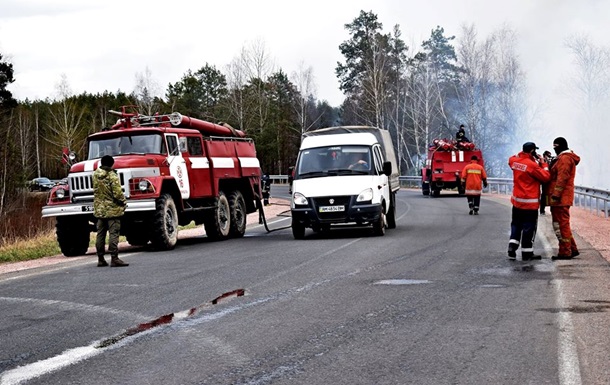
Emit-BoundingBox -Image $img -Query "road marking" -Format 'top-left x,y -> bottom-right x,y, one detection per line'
539,232 -> 582,385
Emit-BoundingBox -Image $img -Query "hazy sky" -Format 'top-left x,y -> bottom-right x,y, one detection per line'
2,0 -> 609,186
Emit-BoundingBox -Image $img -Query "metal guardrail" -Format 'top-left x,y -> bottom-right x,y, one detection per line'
270,174 -> 609,218
399,176 -> 609,218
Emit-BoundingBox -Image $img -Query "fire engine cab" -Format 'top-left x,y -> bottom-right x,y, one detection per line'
42,106 -> 263,256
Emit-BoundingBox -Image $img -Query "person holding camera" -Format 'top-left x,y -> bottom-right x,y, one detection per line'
507,142 -> 550,261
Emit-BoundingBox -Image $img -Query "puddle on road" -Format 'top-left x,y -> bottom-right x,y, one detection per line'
373,279 -> 431,285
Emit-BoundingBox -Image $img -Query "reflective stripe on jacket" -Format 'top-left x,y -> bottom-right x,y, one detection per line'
461,161 -> 487,196
509,151 -> 550,210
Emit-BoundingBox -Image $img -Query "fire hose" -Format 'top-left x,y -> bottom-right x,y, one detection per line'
255,197 -> 292,233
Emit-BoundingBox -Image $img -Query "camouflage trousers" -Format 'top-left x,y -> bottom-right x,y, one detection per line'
96,218 -> 121,258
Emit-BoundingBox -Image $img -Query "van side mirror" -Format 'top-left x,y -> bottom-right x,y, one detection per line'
383,161 -> 392,176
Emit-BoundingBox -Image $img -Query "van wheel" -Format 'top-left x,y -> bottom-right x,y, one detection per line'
292,219 -> 306,239
205,191 -> 231,241
151,194 -> 178,250
373,209 -> 386,236
228,190 -> 246,238
387,193 -> 396,229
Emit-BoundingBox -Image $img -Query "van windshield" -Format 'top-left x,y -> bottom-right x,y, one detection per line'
295,145 -> 372,178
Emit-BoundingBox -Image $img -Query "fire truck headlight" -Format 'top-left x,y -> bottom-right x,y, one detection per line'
138,179 -> 150,192
357,188 -> 373,202
56,188 -> 66,199
293,192 -> 308,206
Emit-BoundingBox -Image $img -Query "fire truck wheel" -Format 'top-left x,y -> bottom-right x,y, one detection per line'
228,190 -> 246,238
291,219 -> 306,239
204,191 -> 231,241
151,194 -> 178,250
126,230 -> 150,246
56,217 -> 90,257
386,193 -> 396,229
372,209 -> 386,236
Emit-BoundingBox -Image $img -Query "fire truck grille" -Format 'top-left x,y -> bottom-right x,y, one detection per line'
69,172 -> 126,201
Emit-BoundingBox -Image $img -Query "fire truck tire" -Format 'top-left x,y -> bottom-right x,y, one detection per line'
372,209 -> 386,236
387,193 -> 397,229
291,219 -> 306,239
56,217 -> 90,257
126,230 -> 150,246
151,194 -> 178,250
204,191 -> 231,241
228,190 -> 246,238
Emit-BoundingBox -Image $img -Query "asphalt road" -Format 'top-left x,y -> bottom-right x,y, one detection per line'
1,187 -> 609,385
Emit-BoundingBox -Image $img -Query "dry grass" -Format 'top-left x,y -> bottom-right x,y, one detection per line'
0,192 -> 58,263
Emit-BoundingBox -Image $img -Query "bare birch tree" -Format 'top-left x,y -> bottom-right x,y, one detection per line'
134,66 -> 162,115
564,34 -> 610,186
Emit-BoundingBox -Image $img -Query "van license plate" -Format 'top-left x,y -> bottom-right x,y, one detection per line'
319,205 -> 344,213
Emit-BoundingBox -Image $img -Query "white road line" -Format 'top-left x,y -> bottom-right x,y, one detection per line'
539,232 -> 582,385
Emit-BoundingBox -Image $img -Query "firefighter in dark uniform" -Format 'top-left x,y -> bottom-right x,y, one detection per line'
93,155 -> 129,267
456,124 -> 470,143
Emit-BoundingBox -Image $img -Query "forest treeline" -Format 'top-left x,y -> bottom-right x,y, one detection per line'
0,10 -> 537,219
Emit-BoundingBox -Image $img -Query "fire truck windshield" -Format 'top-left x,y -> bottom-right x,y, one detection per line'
88,134 -> 165,159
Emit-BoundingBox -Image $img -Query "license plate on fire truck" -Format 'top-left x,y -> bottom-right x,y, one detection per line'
82,205 -> 93,212
319,205 -> 345,213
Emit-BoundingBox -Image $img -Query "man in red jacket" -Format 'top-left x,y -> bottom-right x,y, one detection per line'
548,137 -> 581,260
508,142 -> 550,261
460,155 -> 487,215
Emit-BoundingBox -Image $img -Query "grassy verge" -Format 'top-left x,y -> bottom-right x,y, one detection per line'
0,230 -> 62,264
0,222 -> 199,264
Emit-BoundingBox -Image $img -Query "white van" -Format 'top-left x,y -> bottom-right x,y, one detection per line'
290,126 -> 400,239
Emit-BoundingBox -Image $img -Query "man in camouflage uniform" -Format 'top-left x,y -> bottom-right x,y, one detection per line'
93,155 -> 129,267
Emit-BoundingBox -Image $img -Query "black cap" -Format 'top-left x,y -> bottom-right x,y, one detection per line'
101,155 -> 114,167
522,142 -> 538,152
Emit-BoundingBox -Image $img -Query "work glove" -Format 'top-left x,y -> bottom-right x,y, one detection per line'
483,181 -> 488,188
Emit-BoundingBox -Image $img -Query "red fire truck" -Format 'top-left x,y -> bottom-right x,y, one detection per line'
421,139 -> 483,196
42,106 -> 263,256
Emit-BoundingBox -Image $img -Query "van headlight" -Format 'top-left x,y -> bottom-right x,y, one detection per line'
356,188 -> 373,202
293,192 -> 308,206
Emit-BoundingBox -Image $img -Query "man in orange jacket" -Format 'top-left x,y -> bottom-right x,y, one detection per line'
460,155 -> 487,215
508,142 -> 550,261
548,137 -> 581,260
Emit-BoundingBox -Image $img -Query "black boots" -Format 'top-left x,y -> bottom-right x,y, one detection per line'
98,255 -> 129,267
97,255 -> 109,267
111,256 -> 129,267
